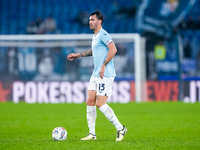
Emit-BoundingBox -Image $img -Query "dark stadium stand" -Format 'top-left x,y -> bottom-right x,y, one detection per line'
0,0 -> 200,102
0,0 -> 199,34
0,0 -> 141,34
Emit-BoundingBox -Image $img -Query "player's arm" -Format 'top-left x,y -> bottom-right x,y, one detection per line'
80,49 -> 92,57
67,49 -> 92,61
99,42 -> 117,79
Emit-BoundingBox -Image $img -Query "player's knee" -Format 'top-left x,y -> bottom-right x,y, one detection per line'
96,103 -> 101,108
96,100 -> 105,108
86,98 -> 95,106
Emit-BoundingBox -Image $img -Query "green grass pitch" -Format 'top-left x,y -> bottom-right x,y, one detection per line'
0,102 -> 200,150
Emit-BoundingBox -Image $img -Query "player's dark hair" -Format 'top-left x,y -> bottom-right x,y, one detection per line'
90,11 -> 104,24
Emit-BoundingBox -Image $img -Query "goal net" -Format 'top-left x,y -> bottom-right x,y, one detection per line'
0,34 -> 146,103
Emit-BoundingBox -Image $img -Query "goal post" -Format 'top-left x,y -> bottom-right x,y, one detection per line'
0,34 -> 146,103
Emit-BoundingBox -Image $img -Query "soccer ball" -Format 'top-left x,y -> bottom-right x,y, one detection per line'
52,127 -> 67,141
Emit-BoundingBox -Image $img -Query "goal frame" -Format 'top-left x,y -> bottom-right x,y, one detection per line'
0,33 -> 146,102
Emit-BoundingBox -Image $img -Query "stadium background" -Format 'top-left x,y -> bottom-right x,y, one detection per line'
0,0 -> 200,103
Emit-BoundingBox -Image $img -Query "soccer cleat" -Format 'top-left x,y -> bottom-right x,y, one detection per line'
80,133 -> 97,141
116,126 -> 127,141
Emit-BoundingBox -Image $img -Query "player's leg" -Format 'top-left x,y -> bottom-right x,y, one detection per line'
86,90 -> 97,135
96,95 -> 124,132
96,77 -> 127,141
81,90 -> 97,140
81,77 -> 97,141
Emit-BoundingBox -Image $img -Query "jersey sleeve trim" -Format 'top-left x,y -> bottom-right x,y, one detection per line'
105,39 -> 113,46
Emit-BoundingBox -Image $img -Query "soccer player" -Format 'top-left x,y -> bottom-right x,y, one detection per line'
67,11 -> 127,141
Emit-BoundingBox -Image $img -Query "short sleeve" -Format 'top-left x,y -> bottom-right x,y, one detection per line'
101,32 -> 113,46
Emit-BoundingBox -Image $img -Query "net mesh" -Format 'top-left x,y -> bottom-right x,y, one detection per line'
0,38 -> 135,82
0,34 -> 144,103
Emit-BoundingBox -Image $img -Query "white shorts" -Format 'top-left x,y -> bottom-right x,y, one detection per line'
88,77 -> 115,96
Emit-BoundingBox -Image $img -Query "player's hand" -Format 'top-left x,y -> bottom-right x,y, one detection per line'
67,53 -> 80,61
100,65 -> 106,79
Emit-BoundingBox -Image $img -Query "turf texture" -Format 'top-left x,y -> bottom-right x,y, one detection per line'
0,102 -> 200,150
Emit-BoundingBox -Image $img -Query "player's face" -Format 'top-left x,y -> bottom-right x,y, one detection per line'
89,15 -> 101,31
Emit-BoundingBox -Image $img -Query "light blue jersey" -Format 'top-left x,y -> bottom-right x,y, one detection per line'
91,28 -> 116,78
